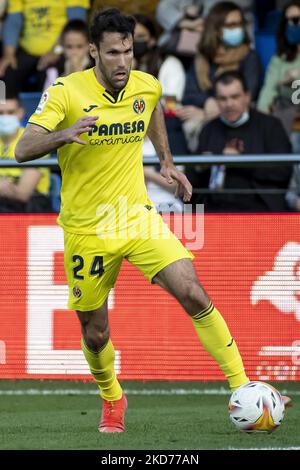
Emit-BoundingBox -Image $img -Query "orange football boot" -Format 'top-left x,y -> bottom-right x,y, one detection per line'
99,392 -> 127,433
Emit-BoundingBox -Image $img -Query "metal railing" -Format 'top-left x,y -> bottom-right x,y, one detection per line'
0,154 -> 300,168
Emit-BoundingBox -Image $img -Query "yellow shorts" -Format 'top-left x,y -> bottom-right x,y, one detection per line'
64,211 -> 194,311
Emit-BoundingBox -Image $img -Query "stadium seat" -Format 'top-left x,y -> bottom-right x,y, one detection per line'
264,10 -> 281,33
19,92 -> 42,123
49,173 -> 61,212
255,32 -> 276,76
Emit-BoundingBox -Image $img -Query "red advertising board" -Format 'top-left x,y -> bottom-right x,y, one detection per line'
0,214 -> 299,381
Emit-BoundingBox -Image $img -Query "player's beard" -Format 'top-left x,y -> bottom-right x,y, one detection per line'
97,56 -> 130,93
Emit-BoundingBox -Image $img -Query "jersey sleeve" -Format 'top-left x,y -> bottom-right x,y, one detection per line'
8,0 -> 23,14
152,75 -> 162,101
28,80 -> 69,132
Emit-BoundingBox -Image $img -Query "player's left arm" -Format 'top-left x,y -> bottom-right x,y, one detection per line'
147,101 -> 192,202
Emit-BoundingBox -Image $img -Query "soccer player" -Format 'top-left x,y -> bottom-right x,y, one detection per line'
15,8 -> 288,433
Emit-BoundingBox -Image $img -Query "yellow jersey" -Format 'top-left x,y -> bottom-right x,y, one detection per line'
8,0 -> 90,56
0,127 -> 50,195
29,68 -> 162,234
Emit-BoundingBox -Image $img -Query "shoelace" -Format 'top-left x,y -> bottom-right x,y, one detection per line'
104,401 -> 115,417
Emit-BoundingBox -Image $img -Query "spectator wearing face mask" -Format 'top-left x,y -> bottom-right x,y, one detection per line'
257,1 -> 300,135
0,96 -> 51,212
175,1 -> 261,152
186,71 -> 292,213
132,14 -> 162,77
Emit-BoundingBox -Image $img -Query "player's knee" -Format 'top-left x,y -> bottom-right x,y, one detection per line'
84,326 -> 110,351
180,280 -> 209,315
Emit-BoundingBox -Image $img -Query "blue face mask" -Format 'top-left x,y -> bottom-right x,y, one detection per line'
222,27 -> 245,47
0,114 -> 20,136
286,24 -> 300,45
220,111 -> 249,127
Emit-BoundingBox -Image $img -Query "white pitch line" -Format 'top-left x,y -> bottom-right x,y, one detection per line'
0,388 -> 299,396
0,388 -> 229,396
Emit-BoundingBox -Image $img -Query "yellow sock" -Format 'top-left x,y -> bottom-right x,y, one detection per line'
191,302 -> 249,391
81,337 -> 123,401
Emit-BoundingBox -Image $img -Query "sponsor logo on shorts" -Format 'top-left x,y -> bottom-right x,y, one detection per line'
73,286 -> 82,298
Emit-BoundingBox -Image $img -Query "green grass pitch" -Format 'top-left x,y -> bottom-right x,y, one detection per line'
0,380 -> 299,450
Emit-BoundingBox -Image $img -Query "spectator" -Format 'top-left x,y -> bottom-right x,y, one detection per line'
60,19 -> 92,76
156,1 -> 254,52
0,1 -> 89,94
257,1 -> 300,135
44,19 -> 93,87
0,96 -> 51,212
177,1 -> 261,151
132,13 -> 187,103
186,71 -> 292,212
157,1 -> 204,69
132,14 -> 162,77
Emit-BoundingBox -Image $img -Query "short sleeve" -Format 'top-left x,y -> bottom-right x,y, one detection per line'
152,75 -> 162,101
28,80 -> 69,132
8,0 -> 23,13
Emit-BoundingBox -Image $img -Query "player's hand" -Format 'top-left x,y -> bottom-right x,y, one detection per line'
63,116 -> 99,145
160,164 -> 193,202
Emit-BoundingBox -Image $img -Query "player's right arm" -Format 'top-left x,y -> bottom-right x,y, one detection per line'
15,78 -> 98,162
15,116 -> 98,162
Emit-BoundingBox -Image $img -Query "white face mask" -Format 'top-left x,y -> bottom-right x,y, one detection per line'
0,114 -> 20,136
220,111 -> 249,128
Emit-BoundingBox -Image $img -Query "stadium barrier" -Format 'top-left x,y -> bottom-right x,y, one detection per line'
0,213 -> 299,382
2,154 -> 300,168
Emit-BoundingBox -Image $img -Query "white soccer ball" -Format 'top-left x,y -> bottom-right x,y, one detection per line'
228,381 -> 285,433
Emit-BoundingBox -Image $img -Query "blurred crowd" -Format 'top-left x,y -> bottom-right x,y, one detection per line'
0,0 -> 300,213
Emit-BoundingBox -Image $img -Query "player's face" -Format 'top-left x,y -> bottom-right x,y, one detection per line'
92,32 -> 133,92
216,80 -> 250,123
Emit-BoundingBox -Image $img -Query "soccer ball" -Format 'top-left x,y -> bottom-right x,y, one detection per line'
228,381 -> 285,433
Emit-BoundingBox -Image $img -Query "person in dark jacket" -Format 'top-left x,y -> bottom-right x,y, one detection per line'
187,71 -> 292,212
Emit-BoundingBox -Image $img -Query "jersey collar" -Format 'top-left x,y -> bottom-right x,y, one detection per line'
89,67 -> 131,104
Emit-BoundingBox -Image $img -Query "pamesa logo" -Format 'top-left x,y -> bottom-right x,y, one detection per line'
88,120 -> 145,137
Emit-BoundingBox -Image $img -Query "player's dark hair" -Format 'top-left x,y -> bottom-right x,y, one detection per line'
90,8 -> 136,47
62,19 -> 89,41
214,70 -> 249,93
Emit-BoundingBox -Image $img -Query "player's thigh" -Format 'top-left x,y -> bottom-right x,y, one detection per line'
64,231 -> 122,312
153,258 -> 197,296
126,212 -> 194,285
